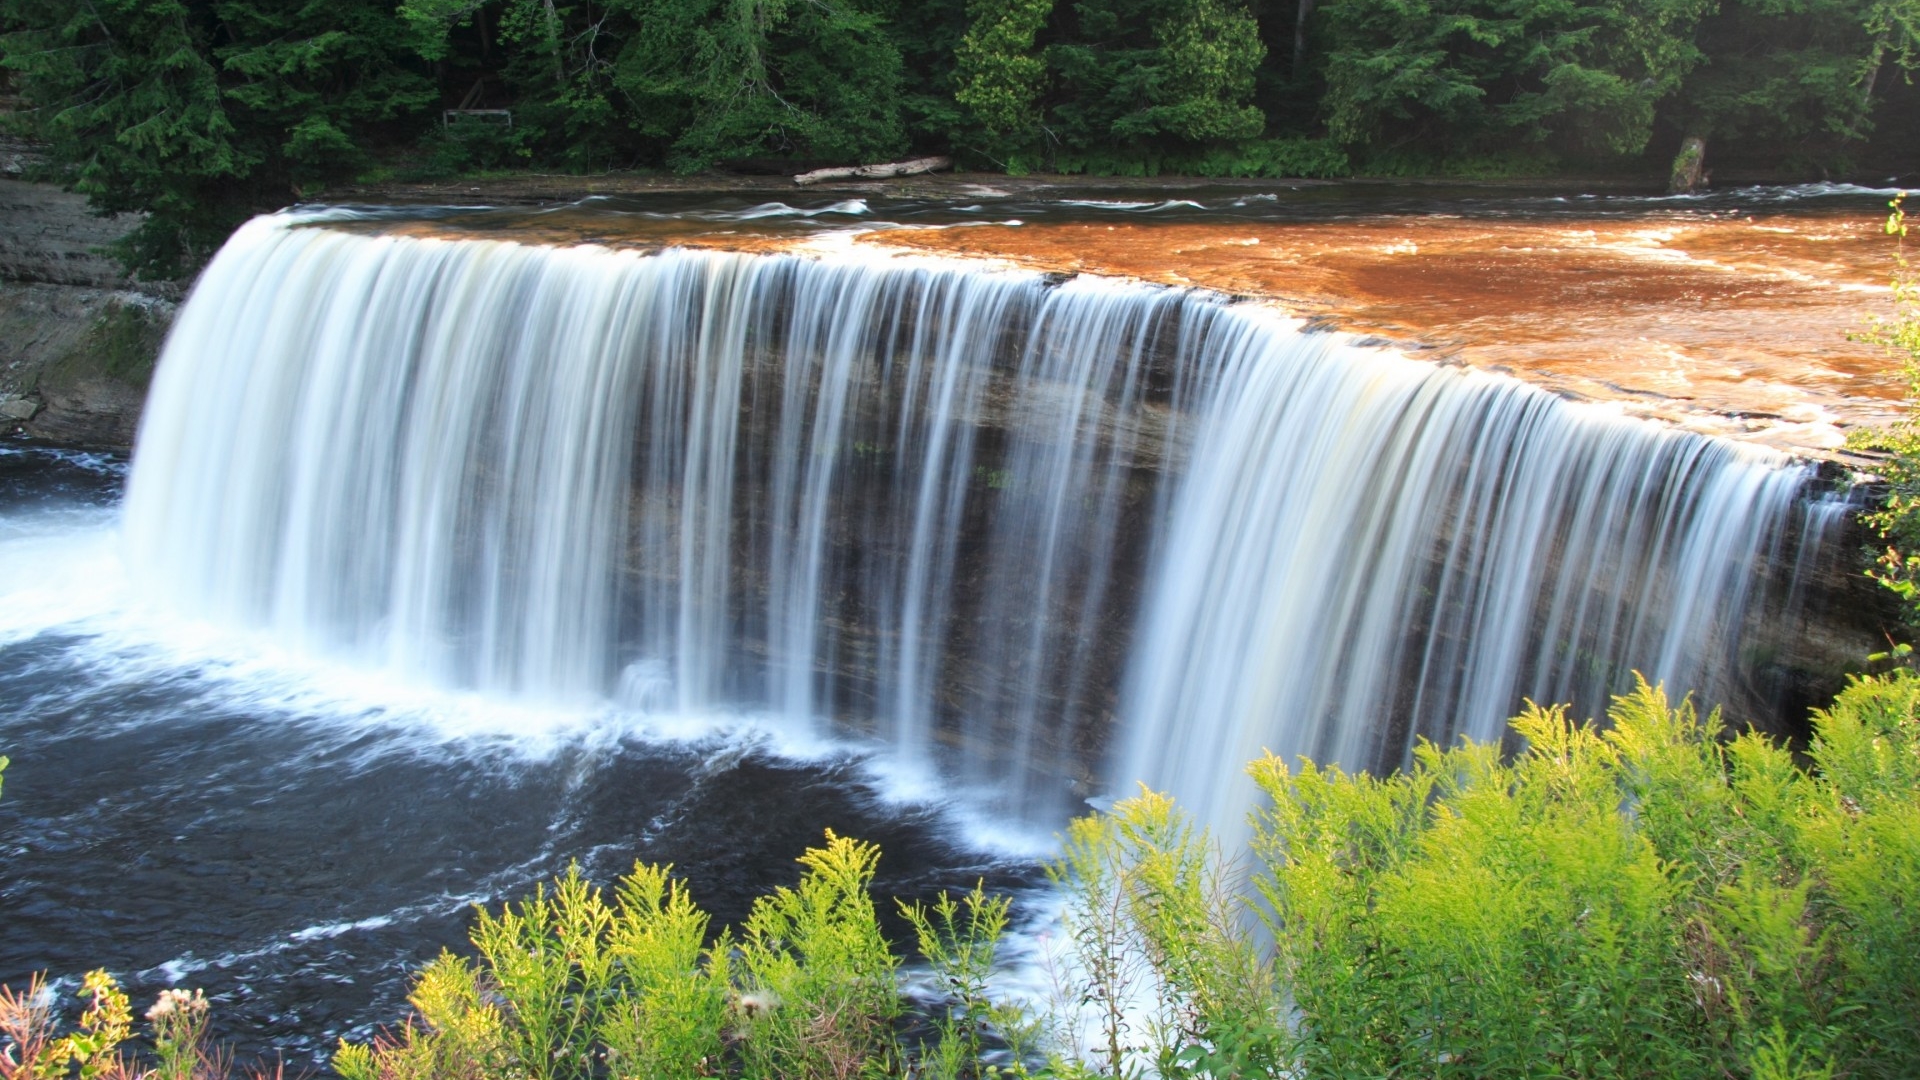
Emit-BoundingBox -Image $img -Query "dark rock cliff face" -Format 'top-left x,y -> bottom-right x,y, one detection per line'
0,176 -> 176,448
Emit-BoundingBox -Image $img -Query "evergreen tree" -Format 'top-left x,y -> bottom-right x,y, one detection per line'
1316,0 -> 1712,160
1048,0 -> 1266,160
2,0 -> 242,275
870,0 -> 973,155
610,0 -> 906,171
218,0 -> 439,188
1668,0 -> 1920,174
1,0 -> 434,276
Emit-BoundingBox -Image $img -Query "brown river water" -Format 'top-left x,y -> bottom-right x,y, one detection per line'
324,178 -> 1910,458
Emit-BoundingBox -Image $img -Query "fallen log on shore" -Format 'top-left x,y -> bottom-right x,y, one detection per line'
793,156 -> 951,186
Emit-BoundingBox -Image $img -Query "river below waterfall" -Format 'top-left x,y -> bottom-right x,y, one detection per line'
0,181 -> 1894,1064
0,443 -> 1047,1061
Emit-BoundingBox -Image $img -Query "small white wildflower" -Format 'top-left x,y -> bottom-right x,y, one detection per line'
735,990 -> 780,1017
147,988 -> 206,1024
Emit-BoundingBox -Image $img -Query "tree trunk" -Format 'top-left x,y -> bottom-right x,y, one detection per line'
1293,0 -> 1316,77
543,0 -> 565,85
794,156 -> 953,186
1862,36 -> 1887,110
1668,135 -> 1707,195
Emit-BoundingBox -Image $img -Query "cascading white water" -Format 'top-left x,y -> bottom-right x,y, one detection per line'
1116,332 -> 1807,847
125,212 -> 1827,838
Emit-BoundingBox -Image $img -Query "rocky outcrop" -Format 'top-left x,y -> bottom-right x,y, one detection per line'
0,169 -> 138,287
0,176 -> 176,448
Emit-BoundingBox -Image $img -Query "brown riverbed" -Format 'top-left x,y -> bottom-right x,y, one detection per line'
867,208 -> 1902,455
320,173 -> 1908,459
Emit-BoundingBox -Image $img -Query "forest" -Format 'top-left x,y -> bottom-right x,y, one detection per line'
2,0 -> 1919,274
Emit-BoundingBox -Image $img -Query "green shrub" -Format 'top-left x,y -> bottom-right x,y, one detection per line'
333,861 -> 731,1080
1247,674 -> 1920,1080
1047,788 -> 1277,1078
320,672 -> 1916,1080
336,832 -> 911,1080
1186,139 -> 1351,179
419,122 -> 537,177
0,970 -> 219,1080
1848,194 -> 1920,638
1796,675 -> 1920,1074
899,881 -> 1012,1079
732,831 -> 900,1080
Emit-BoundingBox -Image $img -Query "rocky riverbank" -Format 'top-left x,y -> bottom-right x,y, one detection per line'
0,170 -> 178,448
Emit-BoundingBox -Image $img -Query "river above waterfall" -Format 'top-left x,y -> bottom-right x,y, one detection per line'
323,178 -> 1906,456
0,181 -> 1889,1066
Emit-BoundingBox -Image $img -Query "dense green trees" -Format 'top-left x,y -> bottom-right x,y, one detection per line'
1316,0 -> 1715,159
1046,0 -> 1267,165
0,0 -> 434,274
1,0 -> 242,275
4,0 -> 1917,271
1669,0 -> 1920,177
603,0 -> 909,171
953,0 -> 1053,159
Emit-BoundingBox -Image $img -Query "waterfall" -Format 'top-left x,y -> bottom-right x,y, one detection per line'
124,212 -> 1825,837
1117,336 -> 1806,846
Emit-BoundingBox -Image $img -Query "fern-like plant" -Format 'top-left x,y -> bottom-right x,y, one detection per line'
900,880 -> 1010,1077
1246,675 -> 1920,1080
1048,788 -> 1275,1078
1848,193 -> 1920,641
733,830 -> 899,1080
337,834 -> 910,1080
334,861 -> 726,1080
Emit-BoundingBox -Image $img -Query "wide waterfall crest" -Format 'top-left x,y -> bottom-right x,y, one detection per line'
125,212 -> 1822,836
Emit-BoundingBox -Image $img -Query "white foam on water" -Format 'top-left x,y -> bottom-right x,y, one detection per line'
0,511 -> 126,644
288,915 -> 396,943
1059,199 -> 1207,212
729,199 -> 871,220
0,509 -> 1058,860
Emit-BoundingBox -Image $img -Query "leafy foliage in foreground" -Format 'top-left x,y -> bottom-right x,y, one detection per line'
323,675 -> 1920,1078
1252,675 -> 1920,1080
331,831 -> 914,1080
0,970 -> 221,1080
